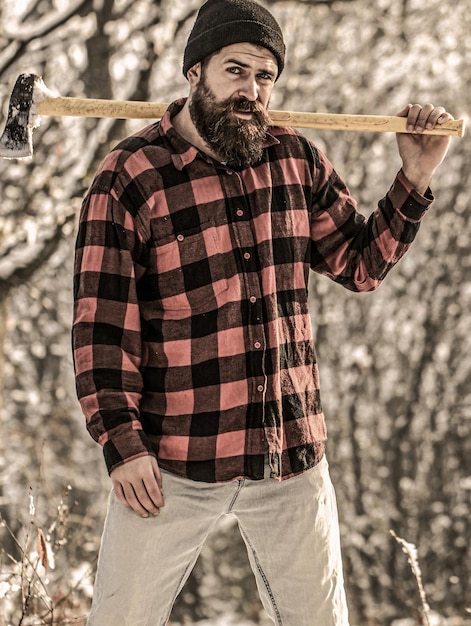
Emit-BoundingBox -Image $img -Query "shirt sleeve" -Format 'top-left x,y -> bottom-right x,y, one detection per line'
309,148 -> 433,291
72,169 -> 155,474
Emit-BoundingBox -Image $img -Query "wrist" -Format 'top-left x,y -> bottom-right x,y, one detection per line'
401,167 -> 433,196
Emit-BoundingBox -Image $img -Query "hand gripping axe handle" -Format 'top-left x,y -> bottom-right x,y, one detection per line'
0,73 -> 465,159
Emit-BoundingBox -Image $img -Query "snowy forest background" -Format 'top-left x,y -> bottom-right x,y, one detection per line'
0,0 -> 470,624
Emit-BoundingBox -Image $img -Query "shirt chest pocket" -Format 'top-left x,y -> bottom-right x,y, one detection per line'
150,218 -> 232,318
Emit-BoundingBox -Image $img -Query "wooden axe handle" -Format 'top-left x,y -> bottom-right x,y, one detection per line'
37,95 -> 465,136
37,96 -> 169,121
269,110 -> 465,136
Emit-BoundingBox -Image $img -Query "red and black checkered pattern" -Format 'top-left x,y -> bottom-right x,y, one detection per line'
72,99 -> 432,482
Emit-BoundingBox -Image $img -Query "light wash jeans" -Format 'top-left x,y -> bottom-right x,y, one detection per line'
87,456 -> 349,625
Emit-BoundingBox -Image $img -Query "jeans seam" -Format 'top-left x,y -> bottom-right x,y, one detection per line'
239,527 -> 283,626
227,479 -> 244,511
163,546 -> 202,626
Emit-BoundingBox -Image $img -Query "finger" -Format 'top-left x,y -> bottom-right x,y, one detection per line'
142,473 -> 165,511
416,103 -> 435,132
121,482 -> 157,518
138,457 -> 165,510
397,104 -> 413,118
402,103 -> 422,131
437,110 -> 453,124
113,482 -> 130,509
132,462 -> 164,515
153,459 -> 164,493
425,107 -> 453,129
408,103 -> 434,133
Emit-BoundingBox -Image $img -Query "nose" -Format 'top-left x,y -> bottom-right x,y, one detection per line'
238,76 -> 259,102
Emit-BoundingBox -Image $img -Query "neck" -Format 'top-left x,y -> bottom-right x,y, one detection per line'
172,99 -> 221,162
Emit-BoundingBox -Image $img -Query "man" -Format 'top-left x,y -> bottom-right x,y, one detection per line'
72,0 -> 453,624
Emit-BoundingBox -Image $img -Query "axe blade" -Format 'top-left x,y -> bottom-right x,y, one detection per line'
0,73 -> 36,159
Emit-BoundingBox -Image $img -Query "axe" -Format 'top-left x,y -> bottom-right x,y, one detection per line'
0,73 -> 465,159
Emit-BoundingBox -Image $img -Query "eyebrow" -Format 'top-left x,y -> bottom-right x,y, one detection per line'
225,58 -> 250,67
224,58 -> 276,76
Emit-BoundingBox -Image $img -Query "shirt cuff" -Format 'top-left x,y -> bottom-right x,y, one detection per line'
392,169 -> 434,221
103,428 -> 156,474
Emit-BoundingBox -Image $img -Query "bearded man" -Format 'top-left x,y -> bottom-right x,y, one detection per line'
72,0 -> 453,624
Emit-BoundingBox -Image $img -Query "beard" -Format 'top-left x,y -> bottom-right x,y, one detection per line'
189,78 -> 271,167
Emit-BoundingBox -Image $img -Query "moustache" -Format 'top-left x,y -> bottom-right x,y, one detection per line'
219,97 -> 271,125
230,98 -> 264,113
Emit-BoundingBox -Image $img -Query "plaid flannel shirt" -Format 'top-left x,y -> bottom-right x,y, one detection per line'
73,99 -> 432,482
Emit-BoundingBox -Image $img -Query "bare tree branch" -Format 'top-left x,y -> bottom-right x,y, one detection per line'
0,0 -> 93,75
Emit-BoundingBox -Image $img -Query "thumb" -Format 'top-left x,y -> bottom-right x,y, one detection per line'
151,456 -> 163,491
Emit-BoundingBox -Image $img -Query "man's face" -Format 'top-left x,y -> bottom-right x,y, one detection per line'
188,43 -> 277,166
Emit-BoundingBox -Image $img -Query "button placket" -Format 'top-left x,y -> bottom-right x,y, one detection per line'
224,172 -> 268,408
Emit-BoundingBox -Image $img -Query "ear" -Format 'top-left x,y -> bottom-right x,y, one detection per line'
187,62 -> 202,87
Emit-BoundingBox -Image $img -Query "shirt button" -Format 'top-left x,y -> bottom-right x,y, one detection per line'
254,341 -> 261,349
243,252 -> 251,260
249,296 -> 257,304
257,385 -> 264,392
236,209 -> 244,217
177,234 -> 184,242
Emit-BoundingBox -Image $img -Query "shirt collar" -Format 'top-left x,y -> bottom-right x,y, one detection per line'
159,98 -> 280,171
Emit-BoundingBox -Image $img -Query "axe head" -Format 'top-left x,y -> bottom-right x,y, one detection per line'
0,73 -> 37,159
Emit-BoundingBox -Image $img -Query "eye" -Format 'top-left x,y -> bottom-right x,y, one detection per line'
227,66 -> 242,75
258,71 -> 275,82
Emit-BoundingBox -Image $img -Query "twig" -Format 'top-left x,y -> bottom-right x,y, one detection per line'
390,529 -> 431,626
1,498 -> 53,623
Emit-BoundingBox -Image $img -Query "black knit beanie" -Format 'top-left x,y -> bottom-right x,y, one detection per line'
183,0 -> 286,80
